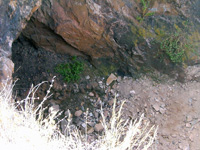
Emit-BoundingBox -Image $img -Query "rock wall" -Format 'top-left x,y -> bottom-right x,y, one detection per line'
21,0 -> 200,76
0,0 -> 41,86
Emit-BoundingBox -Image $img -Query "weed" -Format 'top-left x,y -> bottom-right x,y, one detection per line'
136,0 -> 155,22
55,56 -> 84,82
159,33 -> 193,64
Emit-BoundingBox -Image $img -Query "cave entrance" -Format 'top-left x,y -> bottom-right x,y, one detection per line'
11,34 -> 97,114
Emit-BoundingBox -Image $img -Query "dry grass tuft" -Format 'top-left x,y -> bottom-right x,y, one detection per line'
0,78 -> 158,150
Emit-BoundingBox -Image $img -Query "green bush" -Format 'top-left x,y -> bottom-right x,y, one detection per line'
160,33 -> 193,64
55,56 -> 84,82
161,34 -> 184,63
136,0 -> 154,22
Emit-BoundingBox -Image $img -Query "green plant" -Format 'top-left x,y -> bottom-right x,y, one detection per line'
160,33 -> 193,64
55,56 -> 84,82
136,0 -> 155,22
141,0 -> 149,15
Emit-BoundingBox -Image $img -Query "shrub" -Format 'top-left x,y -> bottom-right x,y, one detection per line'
136,0 -> 155,22
158,32 -> 194,64
55,56 -> 84,82
160,33 -> 184,63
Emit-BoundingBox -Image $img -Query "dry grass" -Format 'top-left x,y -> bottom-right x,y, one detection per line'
0,78 -> 158,150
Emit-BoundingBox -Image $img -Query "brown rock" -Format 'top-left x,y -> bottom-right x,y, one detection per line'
106,73 -> 117,85
20,0 -> 200,77
87,127 -> 94,134
108,99 -> 114,106
94,123 -> 104,132
75,110 -> 83,117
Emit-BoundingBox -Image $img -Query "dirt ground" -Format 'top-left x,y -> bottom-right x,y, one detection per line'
12,36 -> 200,150
114,72 -> 200,150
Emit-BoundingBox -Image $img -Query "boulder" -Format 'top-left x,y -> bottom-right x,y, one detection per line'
0,0 -> 42,56
0,0 -> 42,87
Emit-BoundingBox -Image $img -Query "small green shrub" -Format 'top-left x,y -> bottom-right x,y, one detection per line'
159,33 -> 194,64
55,56 -> 84,82
160,33 -> 184,63
136,0 -> 154,22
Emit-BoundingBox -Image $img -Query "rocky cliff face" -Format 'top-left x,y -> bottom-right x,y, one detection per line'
22,0 -> 200,76
0,0 -> 41,86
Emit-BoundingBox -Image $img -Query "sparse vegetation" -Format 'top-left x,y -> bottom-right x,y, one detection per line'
136,0 -> 155,22
55,56 -> 84,82
159,32 -> 194,64
0,80 -> 158,150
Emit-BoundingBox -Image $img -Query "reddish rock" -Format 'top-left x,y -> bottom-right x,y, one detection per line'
106,73 -> 117,85
21,0 -> 200,75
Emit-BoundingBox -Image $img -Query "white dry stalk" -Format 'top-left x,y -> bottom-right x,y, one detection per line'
100,96 -> 158,150
0,79 -> 157,150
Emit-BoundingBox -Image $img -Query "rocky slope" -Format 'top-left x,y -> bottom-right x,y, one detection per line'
22,0 -> 200,76
12,37 -> 200,149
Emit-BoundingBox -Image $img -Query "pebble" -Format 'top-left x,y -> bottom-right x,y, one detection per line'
152,103 -> 160,112
108,99 -> 114,106
81,123 -> 87,128
75,110 -> 83,117
130,90 -> 135,97
94,123 -> 104,132
80,87 -> 86,94
117,76 -> 122,82
73,83 -> 79,93
186,115 -> 193,122
106,73 -> 117,85
103,110 -> 109,118
91,82 -> 98,88
94,112 -> 99,119
89,92 -> 94,97
86,75 -> 90,80
178,141 -> 189,150
171,134 -> 177,138
89,112 -> 93,117
130,90 -> 135,94
87,127 -> 94,134
49,104 -> 60,114
110,89 -> 115,94
185,123 -> 191,128
189,130 -> 197,141
159,107 -> 165,114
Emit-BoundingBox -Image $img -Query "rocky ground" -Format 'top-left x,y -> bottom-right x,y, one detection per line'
12,36 -> 200,150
